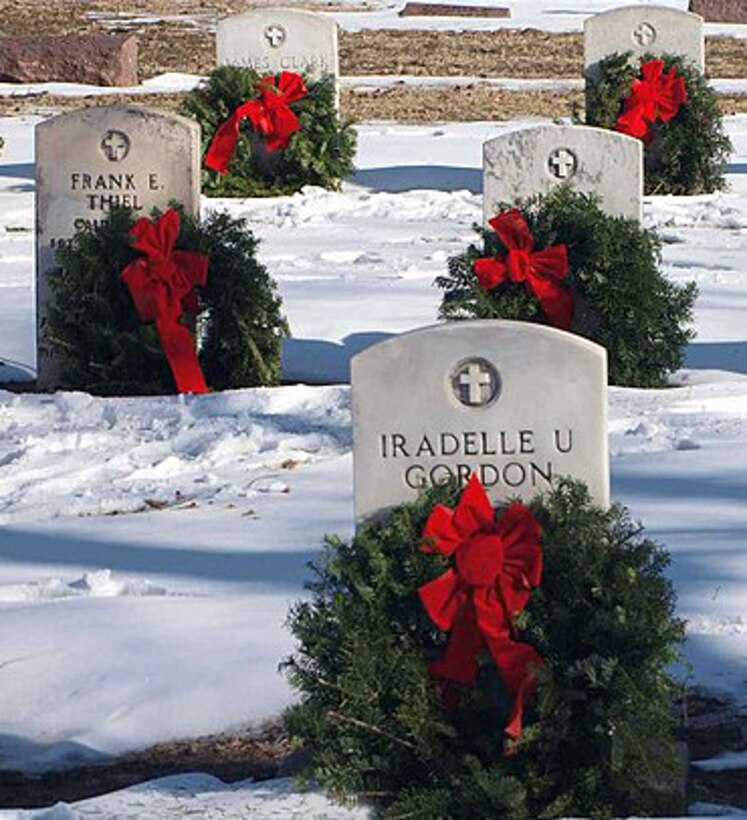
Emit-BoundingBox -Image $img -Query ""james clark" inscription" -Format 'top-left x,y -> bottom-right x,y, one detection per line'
217,9 -> 338,84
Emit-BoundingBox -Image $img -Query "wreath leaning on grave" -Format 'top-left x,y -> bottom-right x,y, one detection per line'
45,205 -> 289,396
181,65 -> 357,197
436,186 -> 698,388
585,52 -> 732,195
284,476 -> 686,818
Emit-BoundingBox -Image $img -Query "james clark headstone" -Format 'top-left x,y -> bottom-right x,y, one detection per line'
483,125 -> 643,222
216,8 -> 339,82
584,5 -> 705,81
352,321 -> 610,524
35,105 -> 200,390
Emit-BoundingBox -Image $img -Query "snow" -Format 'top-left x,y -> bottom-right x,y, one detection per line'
1,73 -> 744,101
327,0 -> 747,35
0,774 -> 369,819
693,749 -> 747,772
82,0 -> 747,36
1,97 -> 747,818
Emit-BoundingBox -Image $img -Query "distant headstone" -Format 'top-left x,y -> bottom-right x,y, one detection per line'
35,105 -> 200,390
690,0 -> 747,23
216,8 -> 338,82
0,33 -> 138,87
483,124 -> 643,222
584,5 -> 705,82
352,321 -> 610,524
399,3 -> 510,18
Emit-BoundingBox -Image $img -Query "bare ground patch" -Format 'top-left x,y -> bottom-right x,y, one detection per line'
2,86 -> 746,121
341,31 -> 746,80
343,85 -> 586,122
0,721 -> 292,810
0,696 -> 744,811
0,4 -> 745,80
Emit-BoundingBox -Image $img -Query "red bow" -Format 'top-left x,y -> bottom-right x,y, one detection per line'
474,209 -> 572,329
122,209 -> 209,394
204,72 -> 308,174
615,59 -> 687,143
418,475 -> 543,751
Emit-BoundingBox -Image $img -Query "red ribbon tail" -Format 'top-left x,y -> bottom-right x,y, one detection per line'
429,602 -> 484,686
528,277 -> 573,330
205,112 -> 242,175
155,317 -> 208,394
486,637 -> 542,754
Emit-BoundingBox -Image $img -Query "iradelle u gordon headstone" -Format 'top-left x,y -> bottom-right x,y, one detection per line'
352,321 -> 609,524
483,124 -> 643,222
584,5 -> 705,82
35,105 -> 200,390
216,8 -> 339,82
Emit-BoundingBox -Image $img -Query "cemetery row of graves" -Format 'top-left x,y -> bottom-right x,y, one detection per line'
0,2 -> 746,817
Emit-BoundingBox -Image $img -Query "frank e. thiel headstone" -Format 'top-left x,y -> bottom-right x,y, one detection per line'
483,124 -> 643,222
352,321 -> 609,524
35,105 -> 200,390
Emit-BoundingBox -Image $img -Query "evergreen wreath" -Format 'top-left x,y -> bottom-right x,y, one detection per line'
45,205 -> 289,396
436,186 -> 697,388
284,478 -> 685,819
585,52 -> 732,195
181,65 -> 357,197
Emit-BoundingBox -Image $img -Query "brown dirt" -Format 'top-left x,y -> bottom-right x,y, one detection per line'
0,696 -> 745,811
678,694 -> 747,810
0,721 -> 293,809
0,4 -> 745,80
343,85 -> 587,122
341,31 -> 746,80
4,85 -> 746,122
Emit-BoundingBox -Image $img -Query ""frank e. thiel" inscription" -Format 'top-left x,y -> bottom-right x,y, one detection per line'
35,106 -> 201,389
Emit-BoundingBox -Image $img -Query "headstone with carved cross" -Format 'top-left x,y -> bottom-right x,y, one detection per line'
351,320 -> 610,524
584,5 -> 704,86
216,8 -> 338,84
35,105 -> 200,390
482,124 -> 643,222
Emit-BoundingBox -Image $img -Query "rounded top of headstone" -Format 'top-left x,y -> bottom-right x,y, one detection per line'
584,5 -> 704,71
36,105 -> 200,136
352,320 -> 608,368
483,123 -> 642,154
217,7 -> 338,32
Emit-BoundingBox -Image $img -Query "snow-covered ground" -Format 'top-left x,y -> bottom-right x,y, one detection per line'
84,0 -> 747,36
1,109 -> 746,816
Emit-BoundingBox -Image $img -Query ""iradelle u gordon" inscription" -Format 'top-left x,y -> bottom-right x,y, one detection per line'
35,106 -> 200,389
351,321 -> 609,524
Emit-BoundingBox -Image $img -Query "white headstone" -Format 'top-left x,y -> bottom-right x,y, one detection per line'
35,105 -> 201,390
217,8 -> 338,82
584,5 -> 705,80
483,125 -> 643,222
352,320 -> 610,524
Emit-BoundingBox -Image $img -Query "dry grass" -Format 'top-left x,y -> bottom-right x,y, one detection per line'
343,85 -> 586,122
0,3 -> 745,80
3,86 -> 746,121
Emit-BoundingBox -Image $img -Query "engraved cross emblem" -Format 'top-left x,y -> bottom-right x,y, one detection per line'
632,22 -> 657,47
100,130 -> 130,162
548,148 -> 577,180
264,24 -> 286,48
451,358 -> 501,407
